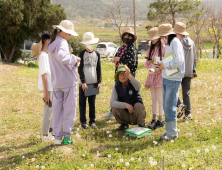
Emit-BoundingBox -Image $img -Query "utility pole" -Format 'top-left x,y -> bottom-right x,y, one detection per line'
133,0 -> 137,48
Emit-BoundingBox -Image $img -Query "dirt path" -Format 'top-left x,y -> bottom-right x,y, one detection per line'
0,63 -> 25,74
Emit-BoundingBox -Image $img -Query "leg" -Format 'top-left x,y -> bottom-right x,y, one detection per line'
52,89 -> 64,140
79,85 -> 87,123
177,97 -> 181,107
156,87 -> 164,122
181,77 -> 191,115
88,95 -> 96,124
150,87 -> 158,120
112,107 -> 130,125
62,85 -> 77,137
133,103 -> 146,126
42,91 -> 53,136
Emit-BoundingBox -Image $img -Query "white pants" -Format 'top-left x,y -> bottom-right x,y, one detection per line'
150,87 -> 164,119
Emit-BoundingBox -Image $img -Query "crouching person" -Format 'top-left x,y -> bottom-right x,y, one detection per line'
110,65 -> 146,131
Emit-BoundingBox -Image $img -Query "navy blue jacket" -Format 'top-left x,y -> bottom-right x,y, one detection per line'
115,81 -> 143,107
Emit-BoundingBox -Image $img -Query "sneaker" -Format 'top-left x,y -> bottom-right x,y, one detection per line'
160,133 -> 178,141
54,139 -> 62,145
181,113 -> 193,122
81,123 -> 90,129
103,111 -> 114,119
63,137 -> 73,145
138,123 -> 145,127
42,135 -> 54,143
177,104 -> 186,118
148,119 -> 157,130
153,120 -> 164,130
90,122 -> 98,129
116,124 -> 129,131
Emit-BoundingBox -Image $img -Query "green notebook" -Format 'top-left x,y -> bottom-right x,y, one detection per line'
126,127 -> 152,138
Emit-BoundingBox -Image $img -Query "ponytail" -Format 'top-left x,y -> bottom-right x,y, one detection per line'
50,28 -> 61,44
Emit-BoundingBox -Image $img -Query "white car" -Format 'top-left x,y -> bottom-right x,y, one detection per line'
96,42 -> 118,58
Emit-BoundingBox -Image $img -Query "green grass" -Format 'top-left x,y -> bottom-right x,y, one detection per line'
1,59 -> 222,169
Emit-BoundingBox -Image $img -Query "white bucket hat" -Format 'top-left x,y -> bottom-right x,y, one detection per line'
53,20 -> 78,36
80,32 -> 99,45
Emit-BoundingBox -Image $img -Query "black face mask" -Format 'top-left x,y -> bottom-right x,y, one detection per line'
124,38 -> 133,45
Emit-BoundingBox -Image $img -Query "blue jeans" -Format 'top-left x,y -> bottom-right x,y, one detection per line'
162,78 -> 181,123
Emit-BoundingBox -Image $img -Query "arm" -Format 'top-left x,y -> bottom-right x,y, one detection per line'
130,77 -> 141,91
110,87 -> 127,109
78,50 -> 86,84
164,39 -> 184,70
95,51 -> 102,84
57,40 -> 79,65
42,74 -> 50,104
193,42 -> 197,68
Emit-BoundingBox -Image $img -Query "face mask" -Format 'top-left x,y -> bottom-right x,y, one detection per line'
86,44 -> 94,50
124,38 -> 133,45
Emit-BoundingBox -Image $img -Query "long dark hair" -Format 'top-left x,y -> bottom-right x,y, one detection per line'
167,34 -> 177,46
50,28 -> 61,44
149,38 -> 162,61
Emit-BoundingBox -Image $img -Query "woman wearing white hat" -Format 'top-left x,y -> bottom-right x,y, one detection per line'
46,20 -> 81,145
78,32 -> 102,129
155,24 -> 185,140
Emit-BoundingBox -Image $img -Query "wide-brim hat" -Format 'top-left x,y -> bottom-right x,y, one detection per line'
147,27 -> 160,41
173,22 -> 189,36
53,20 -> 78,36
156,24 -> 176,37
80,32 -> 99,45
31,41 -> 42,60
121,27 -> 137,42
114,65 -> 133,82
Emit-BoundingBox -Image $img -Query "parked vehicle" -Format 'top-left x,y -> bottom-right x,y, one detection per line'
96,42 -> 118,58
138,41 -> 150,54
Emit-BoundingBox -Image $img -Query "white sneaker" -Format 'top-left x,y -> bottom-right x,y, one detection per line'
181,114 -> 193,122
103,111 -> 114,119
54,139 -> 62,145
177,104 -> 186,118
42,135 -> 54,143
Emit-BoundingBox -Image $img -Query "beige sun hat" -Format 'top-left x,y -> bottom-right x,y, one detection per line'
80,32 -> 99,45
31,41 -> 42,60
147,27 -> 160,41
121,27 -> 137,42
173,22 -> 189,36
53,20 -> 78,36
156,24 -> 176,37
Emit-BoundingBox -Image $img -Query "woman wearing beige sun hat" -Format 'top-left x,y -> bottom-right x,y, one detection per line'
144,27 -> 165,130
155,23 -> 185,141
173,22 -> 197,122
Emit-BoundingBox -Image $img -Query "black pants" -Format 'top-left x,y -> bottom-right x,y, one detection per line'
177,77 -> 191,115
79,86 -> 96,124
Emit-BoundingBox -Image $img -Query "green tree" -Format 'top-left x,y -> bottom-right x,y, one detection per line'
0,0 -> 66,63
147,0 -> 201,26
68,35 -> 85,56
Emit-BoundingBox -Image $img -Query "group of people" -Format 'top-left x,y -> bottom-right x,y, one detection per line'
31,19 -> 197,145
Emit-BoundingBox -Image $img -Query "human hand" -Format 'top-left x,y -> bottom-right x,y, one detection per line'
75,58 -> 81,66
147,60 -> 154,65
112,57 -> 120,64
154,67 -> 161,73
126,103 -> 134,113
125,67 -> 132,80
82,83 -> 88,92
156,62 -> 164,70
97,83 -> 101,89
44,93 -> 51,105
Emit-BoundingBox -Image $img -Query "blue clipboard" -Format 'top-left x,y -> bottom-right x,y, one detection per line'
84,83 -> 99,97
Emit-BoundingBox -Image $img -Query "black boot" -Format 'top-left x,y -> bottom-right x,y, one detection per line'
116,123 -> 129,131
153,120 -> 164,130
148,119 -> 156,130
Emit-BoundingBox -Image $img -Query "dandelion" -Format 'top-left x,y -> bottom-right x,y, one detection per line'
41,166 -> 45,169
138,157 -> 142,162
153,141 -> 158,145
22,156 -> 25,159
185,121 -> 188,124
205,148 -> 209,153
197,150 -> 201,154
126,137 -> 128,140
212,146 -> 216,150
107,154 -> 111,158
181,150 -> 185,154
32,158 -> 35,162
82,154 -> 86,157
182,164 -> 186,168
36,165 -> 39,169
76,128 -> 80,131
215,137 -> 218,139
109,134 -> 112,138
51,150 -> 53,153
161,150 -> 164,153
130,157 -> 134,161
90,164 -> 94,168
84,164 -> 87,168
115,148 -> 118,151
200,162 -> 203,165
189,133 -> 192,136
125,162 -> 129,166
164,136 -> 168,140
153,161 -> 157,165
120,158 -> 124,162
149,157 -> 153,161
207,130 -> 210,133
92,132 -> 95,135
97,153 -> 100,157
106,131 -> 110,134
36,135 -> 40,139
171,140 -> 174,143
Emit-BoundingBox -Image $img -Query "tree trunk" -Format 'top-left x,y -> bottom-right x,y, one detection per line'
213,42 -> 215,58
172,12 -> 175,27
217,42 -> 220,58
1,45 -> 19,63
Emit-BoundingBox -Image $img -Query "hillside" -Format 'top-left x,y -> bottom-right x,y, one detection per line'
52,0 -> 155,20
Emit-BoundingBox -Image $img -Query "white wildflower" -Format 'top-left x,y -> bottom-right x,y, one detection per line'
120,158 -> 124,162
212,146 -> 216,150
153,141 -> 158,145
90,164 -> 94,167
22,156 -> 25,159
41,166 -> 45,169
153,161 -> 157,165
115,148 -> 118,151
182,164 -> 186,168
171,140 -> 174,143
181,150 -> 185,154
82,154 -> 86,157
36,165 -> 39,169
36,135 -> 40,139
197,150 -> 201,154
205,148 -> 209,153
109,134 -> 112,138
130,157 -> 134,161
107,154 -> 111,158
149,157 -> 153,161
32,158 -> 35,162
125,162 -> 129,166
161,150 -> 164,153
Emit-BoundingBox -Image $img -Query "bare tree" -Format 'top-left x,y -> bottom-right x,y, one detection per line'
104,0 -> 133,38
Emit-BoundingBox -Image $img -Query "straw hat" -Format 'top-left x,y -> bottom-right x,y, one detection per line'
53,20 -> 78,36
80,32 -> 99,45
156,24 -> 175,37
147,27 -> 160,41
121,27 -> 137,42
173,22 -> 189,36
31,41 -> 42,59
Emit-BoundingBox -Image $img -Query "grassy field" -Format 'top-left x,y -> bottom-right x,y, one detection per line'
0,59 -> 222,170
